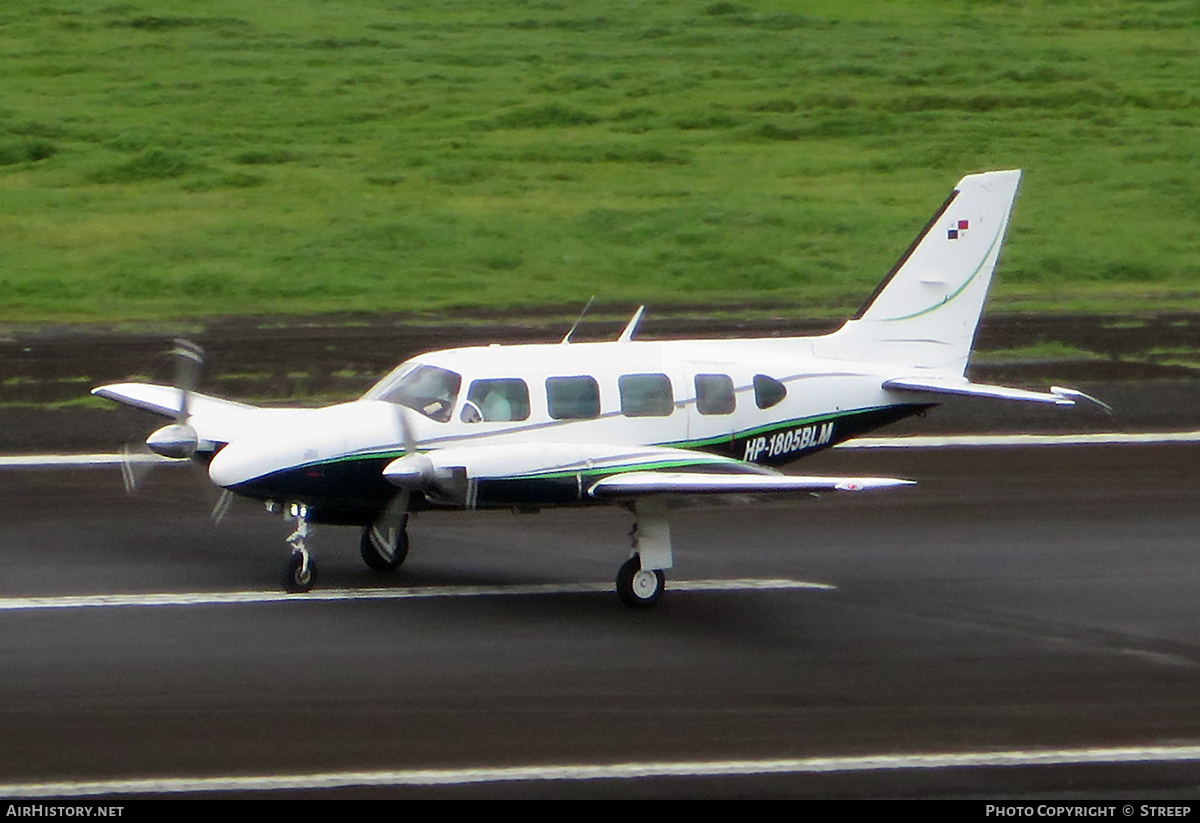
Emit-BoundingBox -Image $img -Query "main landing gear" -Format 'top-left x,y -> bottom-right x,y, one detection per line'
616,498 -> 672,609
360,517 -> 410,571
617,555 -> 665,607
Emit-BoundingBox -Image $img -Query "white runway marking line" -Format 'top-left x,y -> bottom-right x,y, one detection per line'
1,431 -> 1199,469
4,744 -> 1200,797
0,579 -> 835,612
0,453 -> 176,468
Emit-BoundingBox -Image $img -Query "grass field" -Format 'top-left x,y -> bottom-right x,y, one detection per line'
1,0 -> 1198,322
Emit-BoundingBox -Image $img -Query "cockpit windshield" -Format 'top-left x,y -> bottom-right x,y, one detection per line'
362,363 -> 462,423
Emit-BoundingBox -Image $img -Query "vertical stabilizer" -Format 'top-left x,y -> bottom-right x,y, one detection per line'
818,169 -> 1022,373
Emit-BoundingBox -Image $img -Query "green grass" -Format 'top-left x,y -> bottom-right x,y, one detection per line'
2,0 -> 1199,322
972,341 -> 1108,363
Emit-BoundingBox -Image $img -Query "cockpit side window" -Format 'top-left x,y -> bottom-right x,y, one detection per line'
753,374 -> 787,410
368,364 -> 462,422
546,375 -> 600,420
465,378 -> 530,423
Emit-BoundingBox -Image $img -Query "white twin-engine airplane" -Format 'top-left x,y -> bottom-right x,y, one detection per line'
94,169 -> 1099,607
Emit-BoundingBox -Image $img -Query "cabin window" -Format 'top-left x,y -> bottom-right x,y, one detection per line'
370,364 -> 461,423
694,374 -> 735,415
619,373 -> 674,418
753,374 -> 787,410
464,378 -> 530,423
546,376 -> 601,420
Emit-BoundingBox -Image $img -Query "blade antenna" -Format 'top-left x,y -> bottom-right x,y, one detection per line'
560,296 -> 596,344
617,306 -> 645,343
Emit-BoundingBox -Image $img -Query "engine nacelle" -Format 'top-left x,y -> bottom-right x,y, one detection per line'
146,423 -> 198,459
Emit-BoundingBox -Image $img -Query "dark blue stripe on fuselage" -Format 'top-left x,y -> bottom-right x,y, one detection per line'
225,403 -> 933,524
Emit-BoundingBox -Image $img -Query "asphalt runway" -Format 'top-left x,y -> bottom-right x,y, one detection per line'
1,443 -> 1199,799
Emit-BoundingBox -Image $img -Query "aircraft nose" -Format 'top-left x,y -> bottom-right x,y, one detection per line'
208,437 -> 259,489
206,401 -> 390,492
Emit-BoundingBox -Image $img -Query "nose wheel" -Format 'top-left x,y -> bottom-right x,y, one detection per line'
284,547 -> 315,593
282,503 -> 316,593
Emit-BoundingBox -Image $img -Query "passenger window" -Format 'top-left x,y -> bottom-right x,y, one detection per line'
753,374 -> 787,410
619,373 -> 674,417
546,376 -> 600,420
694,374 -> 735,415
465,378 -> 530,423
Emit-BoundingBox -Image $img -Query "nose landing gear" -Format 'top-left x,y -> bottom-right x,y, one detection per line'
282,503 -> 316,593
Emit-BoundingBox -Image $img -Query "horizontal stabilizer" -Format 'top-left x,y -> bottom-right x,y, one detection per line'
589,471 -> 913,499
883,376 -> 1078,406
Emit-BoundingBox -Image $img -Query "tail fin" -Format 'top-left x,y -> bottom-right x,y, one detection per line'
818,169 -> 1022,373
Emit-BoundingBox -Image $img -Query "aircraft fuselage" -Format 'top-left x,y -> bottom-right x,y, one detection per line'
207,336 -> 931,523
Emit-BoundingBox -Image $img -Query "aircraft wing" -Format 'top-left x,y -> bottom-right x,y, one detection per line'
588,471 -> 913,499
92,382 -> 306,447
383,440 -> 913,504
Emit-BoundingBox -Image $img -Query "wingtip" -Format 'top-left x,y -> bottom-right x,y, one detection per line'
834,478 -> 917,492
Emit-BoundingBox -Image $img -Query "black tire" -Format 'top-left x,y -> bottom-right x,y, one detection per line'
360,523 -> 409,571
283,551 -> 316,593
616,555 -> 665,608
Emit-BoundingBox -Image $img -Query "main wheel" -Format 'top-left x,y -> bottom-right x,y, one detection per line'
616,555 -> 665,608
360,523 -> 409,571
283,549 -> 316,593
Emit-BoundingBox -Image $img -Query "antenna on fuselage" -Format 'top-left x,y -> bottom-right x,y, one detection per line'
560,295 -> 596,344
617,306 -> 645,343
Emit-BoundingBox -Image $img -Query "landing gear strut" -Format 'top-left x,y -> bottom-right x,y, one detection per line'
282,503 -> 316,593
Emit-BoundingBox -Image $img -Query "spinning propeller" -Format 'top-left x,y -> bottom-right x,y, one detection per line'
144,339 -> 204,460
120,339 -> 233,523
358,401 -> 424,569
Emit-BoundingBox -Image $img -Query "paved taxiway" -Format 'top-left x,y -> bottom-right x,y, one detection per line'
1,443 -> 1199,798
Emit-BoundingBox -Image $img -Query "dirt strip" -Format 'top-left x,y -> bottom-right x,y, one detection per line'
1,311 -> 1197,452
